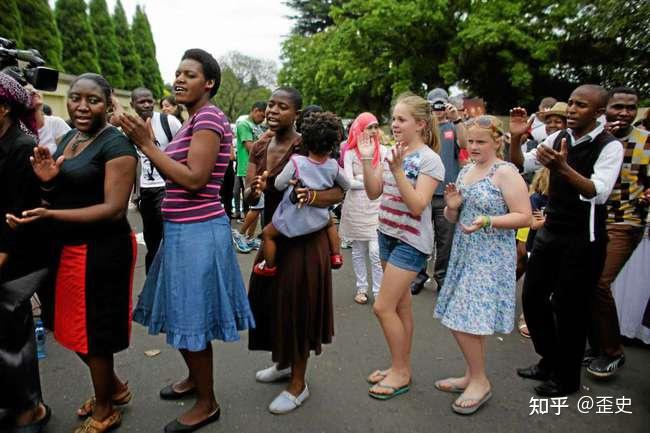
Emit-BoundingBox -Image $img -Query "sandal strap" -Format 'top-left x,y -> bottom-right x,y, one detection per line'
75,410 -> 121,433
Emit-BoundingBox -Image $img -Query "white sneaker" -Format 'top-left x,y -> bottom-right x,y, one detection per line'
268,384 -> 309,414
255,364 -> 292,383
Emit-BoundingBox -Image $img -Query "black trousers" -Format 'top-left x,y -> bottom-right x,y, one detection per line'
0,300 -> 42,420
138,187 -> 165,273
522,227 -> 607,390
221,161 -> 235,219
414,196 -> 455,287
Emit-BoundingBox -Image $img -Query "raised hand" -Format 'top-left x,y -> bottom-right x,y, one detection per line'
537,137 -> 568,170
445,103 -> 460,122
444,183 -> 463,210
30,146 -> 64,182
357,131 -> 375,159
388,142 -> 406,175
509,107 -> 532,137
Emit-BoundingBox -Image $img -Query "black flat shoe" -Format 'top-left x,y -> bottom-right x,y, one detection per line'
164,407 -> 221,433
534,380 -> 578,397
13,404 -> 51,433
159,384 -> 197,400
516,364 -> 552,381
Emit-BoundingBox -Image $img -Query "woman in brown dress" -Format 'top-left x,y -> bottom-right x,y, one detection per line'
245,87 -> 344,414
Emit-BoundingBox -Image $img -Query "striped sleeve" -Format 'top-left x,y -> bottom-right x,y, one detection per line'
193,106 -> 227,139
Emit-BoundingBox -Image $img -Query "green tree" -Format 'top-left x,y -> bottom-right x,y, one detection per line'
17,0 -> 63,70
131,6 -> 164,97
89,0 -> 125,89
285,0 -> 347,35
0,0 -> 23,47
554,0 -> 650,96
213,52 -> 276,120
113,0 -> 142,90
280,0 -> 457,117
55,0 -> 101,75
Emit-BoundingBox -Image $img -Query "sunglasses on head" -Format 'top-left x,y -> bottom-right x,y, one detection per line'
466,116 -> 503,135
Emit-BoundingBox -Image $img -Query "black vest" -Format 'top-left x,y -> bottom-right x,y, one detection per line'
544,129 -> 616,239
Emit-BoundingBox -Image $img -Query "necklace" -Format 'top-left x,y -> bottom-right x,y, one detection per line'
70,126 -> 108,153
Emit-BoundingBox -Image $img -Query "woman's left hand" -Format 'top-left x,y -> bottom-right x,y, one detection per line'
117,112 -> 155,150
460,216 -> 484,234
5,207 -> 50,227
388,142 -> 407,175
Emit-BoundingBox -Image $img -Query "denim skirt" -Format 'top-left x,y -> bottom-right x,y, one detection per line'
133,216 -> 255,351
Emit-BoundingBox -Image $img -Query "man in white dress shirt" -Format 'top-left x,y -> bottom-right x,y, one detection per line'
509,85 -> 624,397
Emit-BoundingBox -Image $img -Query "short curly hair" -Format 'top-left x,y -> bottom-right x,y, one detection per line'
301,111 -> 342,156
181,49 -> 221,98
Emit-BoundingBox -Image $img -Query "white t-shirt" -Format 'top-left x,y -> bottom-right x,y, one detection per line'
38,115 -> 71,154
138,112 -> 182,188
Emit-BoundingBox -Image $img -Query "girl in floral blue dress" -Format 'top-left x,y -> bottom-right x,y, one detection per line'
434,116 -> 531,415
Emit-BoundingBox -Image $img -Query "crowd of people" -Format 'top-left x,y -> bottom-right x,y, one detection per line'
0,44 -> 648,433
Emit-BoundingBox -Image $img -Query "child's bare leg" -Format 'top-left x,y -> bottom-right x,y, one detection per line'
261,223 -> 281,268
240,209 -> 260,237
326,219 -> 341,255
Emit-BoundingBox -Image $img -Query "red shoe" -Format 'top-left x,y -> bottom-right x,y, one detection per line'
330,254 -> 343,269
253,261 -> 277,277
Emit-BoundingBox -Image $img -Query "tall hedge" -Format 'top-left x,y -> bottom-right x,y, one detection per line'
131,6 -> 164,97
55,0 -> 101,75
17,0 -> 63,70
113,0 -> 142,90
0,0 -> 23,47
89,0 -> 124,88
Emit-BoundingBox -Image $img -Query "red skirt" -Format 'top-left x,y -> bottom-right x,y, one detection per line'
53,233 -> 136,355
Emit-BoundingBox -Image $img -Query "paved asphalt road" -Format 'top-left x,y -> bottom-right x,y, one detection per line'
39,210 -> 649,432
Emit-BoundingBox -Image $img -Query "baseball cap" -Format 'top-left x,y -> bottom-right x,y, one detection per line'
427,88 -> 449,105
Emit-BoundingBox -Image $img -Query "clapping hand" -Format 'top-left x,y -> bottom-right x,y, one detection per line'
388,142 -> 407,175
531,210 -> 546,230
30,146 -> 64,183
537,138 -> 568,171
444,183 -> 463,210
117,112 -> 155,150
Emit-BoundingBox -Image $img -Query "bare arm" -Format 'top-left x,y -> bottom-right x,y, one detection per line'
455,121 -> 467,149
393,169 -> 438,216
119,113 -> 220,193
491,165 -> 532,229
8,156 -> 136,226
361,159 -> 384,199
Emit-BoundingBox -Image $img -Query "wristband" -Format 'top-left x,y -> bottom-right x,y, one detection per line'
480,215 -> 491,229
309,190 -> 318,205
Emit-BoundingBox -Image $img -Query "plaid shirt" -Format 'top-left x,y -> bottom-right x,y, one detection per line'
606,127 -> 650,226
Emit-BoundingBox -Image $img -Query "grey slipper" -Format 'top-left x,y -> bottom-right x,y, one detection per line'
434,379 -> 466,393
451,391 -> 492,415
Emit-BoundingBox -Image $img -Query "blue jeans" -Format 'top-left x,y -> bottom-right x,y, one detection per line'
378,231 -> 428,273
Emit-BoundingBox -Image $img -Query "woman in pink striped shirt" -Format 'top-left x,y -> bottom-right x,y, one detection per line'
119,49 -> 254,432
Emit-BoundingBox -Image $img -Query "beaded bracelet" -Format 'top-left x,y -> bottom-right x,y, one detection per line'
480,215 -> 492,229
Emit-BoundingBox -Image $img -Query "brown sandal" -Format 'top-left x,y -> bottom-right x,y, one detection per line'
74,409 -> 122,433
77,383 -> 132,418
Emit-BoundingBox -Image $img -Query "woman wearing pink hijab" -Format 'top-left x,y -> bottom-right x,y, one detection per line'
339,113 -> 384,304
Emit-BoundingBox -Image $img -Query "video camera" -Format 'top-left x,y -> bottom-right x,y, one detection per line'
0,37 -> 59,91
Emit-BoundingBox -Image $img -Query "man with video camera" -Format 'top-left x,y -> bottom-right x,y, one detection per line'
0,37 -> 58,432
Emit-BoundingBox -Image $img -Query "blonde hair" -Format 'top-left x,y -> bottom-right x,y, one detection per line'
394,93 -> 439,153
530,168 -> 550,195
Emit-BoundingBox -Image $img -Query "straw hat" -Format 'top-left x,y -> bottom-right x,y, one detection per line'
537,102 -> 568,121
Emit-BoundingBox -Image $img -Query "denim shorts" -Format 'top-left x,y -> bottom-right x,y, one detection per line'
377,231 -> 428,272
